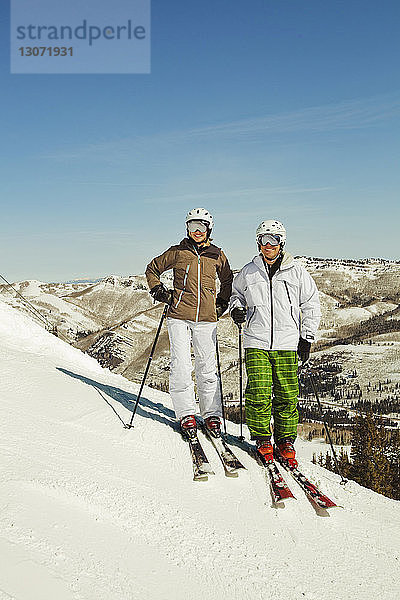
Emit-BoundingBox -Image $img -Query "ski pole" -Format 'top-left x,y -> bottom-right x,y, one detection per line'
125,303 -> 168,429
307,369 -> 347,485
215,336 -> 227,434
238,324 -> 245,441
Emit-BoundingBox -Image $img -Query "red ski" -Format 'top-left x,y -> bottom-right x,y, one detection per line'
275,453 -> 337,510
256,450 -> 295,504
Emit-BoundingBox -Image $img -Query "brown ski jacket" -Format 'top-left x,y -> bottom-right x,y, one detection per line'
145,238 -> 233,322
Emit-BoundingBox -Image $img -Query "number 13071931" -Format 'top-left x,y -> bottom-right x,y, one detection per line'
18,47 -> 73,57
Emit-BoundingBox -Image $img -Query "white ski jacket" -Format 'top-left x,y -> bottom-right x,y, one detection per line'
230,252 -> 321,350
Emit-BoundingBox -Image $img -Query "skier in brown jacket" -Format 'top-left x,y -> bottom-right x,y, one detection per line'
145,208 -> 233,437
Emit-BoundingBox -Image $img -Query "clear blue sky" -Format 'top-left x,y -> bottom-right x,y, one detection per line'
1,0 -> 399,281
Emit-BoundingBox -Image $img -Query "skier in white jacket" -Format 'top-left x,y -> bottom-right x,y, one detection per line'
230,220 -> 321,466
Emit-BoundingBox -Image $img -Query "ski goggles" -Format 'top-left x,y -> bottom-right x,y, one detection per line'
187,220 -> 209,233
258,233 -> 282,246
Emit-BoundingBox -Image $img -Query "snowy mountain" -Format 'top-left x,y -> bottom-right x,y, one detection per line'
0,298 -> 399,600
1,257 -> 400,408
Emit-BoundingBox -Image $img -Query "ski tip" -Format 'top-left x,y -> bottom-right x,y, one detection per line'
273,494 -> 296,506
235,464 -> 247,471
200,462 -> 214,474
193,474 -> 208,482
272,489 -> 296,503
224,469 -> 239,478
318,500 -> 338,510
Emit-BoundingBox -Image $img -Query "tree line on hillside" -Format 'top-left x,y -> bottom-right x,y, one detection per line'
86,332 -> 125,369
300,358 -> 400,418
314,309 -> 400,351
333,379 -> 400,403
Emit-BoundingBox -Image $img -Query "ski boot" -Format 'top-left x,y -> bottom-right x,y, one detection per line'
275,438 -> 298,468
204,416 -> 222,439
256,439 -> 274,463
180,415 -> 197,441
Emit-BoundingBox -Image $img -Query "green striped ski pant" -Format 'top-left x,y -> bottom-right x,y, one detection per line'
244,348 -> 299,442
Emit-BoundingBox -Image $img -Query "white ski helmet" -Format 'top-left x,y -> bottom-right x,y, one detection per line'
256,220 -> 286,246
185,207 -> 214,231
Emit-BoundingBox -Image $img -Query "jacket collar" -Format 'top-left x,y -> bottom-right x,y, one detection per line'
178,238 -> 220,258
252,251 -> 294,275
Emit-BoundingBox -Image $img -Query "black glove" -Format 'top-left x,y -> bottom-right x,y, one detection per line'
216,297 -> 228,319
297,337 -> 311,363
150,283 -> 173,305
231,307 -> 246,325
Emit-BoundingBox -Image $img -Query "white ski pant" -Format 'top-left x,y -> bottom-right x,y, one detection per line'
167,317 -> 222,421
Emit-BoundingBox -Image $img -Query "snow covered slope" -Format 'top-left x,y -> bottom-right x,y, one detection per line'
0,300 -> 399,600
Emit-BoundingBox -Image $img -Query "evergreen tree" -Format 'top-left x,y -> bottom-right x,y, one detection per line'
337,447 -> 351,478
387,430 -> 400,500
325,451 -> 333,471
350,411 -> 391,496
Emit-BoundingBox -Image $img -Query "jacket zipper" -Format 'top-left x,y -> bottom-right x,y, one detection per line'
269,278 -> 274,349
175,264 -> 190,308
195,254 -> 201,322
247,306 -> 256,326
262,260 -> 275,350
284,281 -> 298,327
